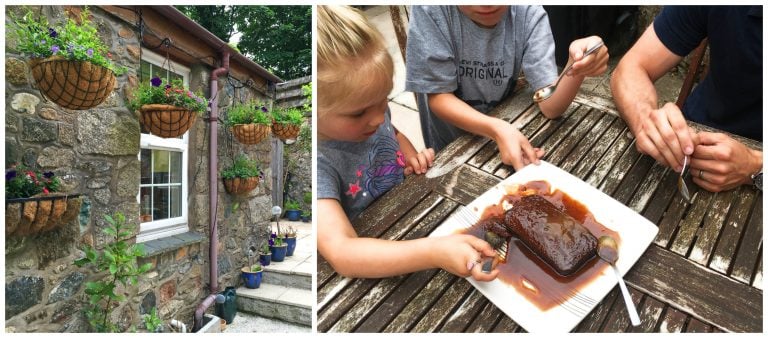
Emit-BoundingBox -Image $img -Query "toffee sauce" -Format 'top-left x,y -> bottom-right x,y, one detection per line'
463,180 -> 620,311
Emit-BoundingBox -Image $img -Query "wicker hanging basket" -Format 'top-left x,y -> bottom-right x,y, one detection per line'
29,57 -> 116,110
139,104 -> 198,138
271,122 -> 300,141
223,177 -> 260,195
5,194 -> 82,237
232,124 -> 271,145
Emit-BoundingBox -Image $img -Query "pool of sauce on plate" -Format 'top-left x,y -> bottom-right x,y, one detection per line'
461,180 -> 620,311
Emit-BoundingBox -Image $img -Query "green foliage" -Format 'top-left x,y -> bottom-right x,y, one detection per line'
301,82 -> 312,112
128,77 -> 208,114
284,198 -> 300,211
73,212 -> 153,332
5,164 -> 61,198
301,210 -> 311,217
142,307 -> 163,333
272,106 -> 304,125
303,191 -> 312,205
221,154 -> 262,179
249,264 -> 262,272
270,232 -> 284,247
225,100 -> 271,126
7,7 -> 126,74
175,6 -> 237,42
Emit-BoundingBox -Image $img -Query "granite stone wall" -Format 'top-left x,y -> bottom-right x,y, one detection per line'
5,5 -> 274,332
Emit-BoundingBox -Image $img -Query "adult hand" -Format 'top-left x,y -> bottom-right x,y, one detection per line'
632,102 -> 695,171
430,234 -> 499,282
404,148 -> 435,175
689,131 -> 762,192
568,36 -> 609,78
492,121 -> 544,170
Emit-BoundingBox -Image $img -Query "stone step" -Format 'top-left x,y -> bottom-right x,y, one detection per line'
262,252 -> 312,290
236,284 -> 312,327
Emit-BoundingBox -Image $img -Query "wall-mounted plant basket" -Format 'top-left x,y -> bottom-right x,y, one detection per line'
223,177 -> 260,195
232,124 -> 270,144
5,194 -> 82,236
139,104 -> 198,138
30,57 -> 116,110
271,122 -> 300,141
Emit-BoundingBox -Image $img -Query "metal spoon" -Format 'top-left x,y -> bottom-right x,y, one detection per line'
677,155 -> 693,203
533,41 -> 605,103
597,235 -> 641,326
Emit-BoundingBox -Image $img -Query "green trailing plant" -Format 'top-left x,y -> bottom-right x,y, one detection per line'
221,154 -> 263,179
303,191 -> 312,206
74,212 -> 153,332
142,307 -> 163,333
7,7 -> 126,74
225,99 -> 271,126
301,210 -> 311,218
271,106 -> 304,125
128,77 -> 208,114
284,198 -> 300,211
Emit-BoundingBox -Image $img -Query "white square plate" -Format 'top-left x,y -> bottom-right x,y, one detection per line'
429,161 -> 658,332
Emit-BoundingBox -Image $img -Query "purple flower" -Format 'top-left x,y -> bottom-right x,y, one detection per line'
268,238 -> 274,246
151,77 -> 162,87
260,106 -> 268,112
86,48 -> 93,57
270,233 -> 277,239
41,39 -> 46,45
50,45 -> 60,54
43,171 -> 54,179
48,28 -> 58,38
6,170 -> 17,181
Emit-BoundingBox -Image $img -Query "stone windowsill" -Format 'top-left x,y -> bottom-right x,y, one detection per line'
141,232 -> 205,257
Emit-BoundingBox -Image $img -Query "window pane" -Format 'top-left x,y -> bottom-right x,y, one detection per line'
170,186 -> 181,218
141,149 -> 152,185
139,61 -> 152,82
170,151 -> 182,183
153,186 -> 169,221
152,150 -> 170,184
140,187 -> 153,223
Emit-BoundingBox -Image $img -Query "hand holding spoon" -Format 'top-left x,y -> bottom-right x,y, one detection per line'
533,41 -> 604,103
597,235 -> 641,326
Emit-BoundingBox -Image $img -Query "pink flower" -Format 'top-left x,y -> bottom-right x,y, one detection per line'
43,187 -> 49,194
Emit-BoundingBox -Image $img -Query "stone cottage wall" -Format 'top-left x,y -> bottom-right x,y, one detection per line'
5,5 -> 274,332
276,76 -> 312,212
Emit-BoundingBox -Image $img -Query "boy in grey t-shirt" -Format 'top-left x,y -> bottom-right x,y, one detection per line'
406,6 -> 609,170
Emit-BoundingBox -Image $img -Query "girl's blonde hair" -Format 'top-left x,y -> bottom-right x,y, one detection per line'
317,5 -> 394,115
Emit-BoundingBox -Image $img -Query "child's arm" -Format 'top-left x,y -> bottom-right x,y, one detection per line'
395,129 -> 434,175
428,93 -> 544,170
538,36 -> 609,119
318,198 -> 499,280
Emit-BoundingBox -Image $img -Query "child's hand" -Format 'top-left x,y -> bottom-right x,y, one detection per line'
492,122 -> 545,170
404,148 -> 435,175
430,234 -> 500,282
567,36 -> 609,78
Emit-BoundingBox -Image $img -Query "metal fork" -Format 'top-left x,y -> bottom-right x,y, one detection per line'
677,155 -> 693,203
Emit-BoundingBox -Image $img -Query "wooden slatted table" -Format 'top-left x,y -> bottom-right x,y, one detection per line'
317,89 -> 763,333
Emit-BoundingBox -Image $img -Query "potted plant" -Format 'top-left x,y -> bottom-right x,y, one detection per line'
221,155 -> 263,195
8,7 -> 125,110
283,198 -> 301,221
269,232 -> 288,262
128,77 -> 208,138
300,210 -> 311,223
259,243 -> 272,266
241,263 -> 263,289
5,164 -> 81,236
270,106 -> 304,142
226,100 -> 272,145
301,191 -> 312,222
282,226 -> 298,257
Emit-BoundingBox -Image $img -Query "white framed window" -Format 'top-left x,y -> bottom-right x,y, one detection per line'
137,49 -> 192,243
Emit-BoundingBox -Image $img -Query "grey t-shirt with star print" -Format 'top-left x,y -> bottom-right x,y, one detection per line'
318,109 -> 405,220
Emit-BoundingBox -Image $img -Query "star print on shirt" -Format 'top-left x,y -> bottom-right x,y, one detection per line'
346,180 -> 362,198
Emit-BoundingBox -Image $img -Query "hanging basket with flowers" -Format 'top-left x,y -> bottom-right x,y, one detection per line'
221,155 -> 263,195
270,106 -> 305,142
129,77 -> 208,138
226,100 -> 272,145
8,7 -> 126,110
5,164 -> 81,236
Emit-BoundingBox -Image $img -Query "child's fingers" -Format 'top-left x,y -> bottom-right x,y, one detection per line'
424,148 -> 436,167
471,266 -> 499,282
403,166 -> 414,176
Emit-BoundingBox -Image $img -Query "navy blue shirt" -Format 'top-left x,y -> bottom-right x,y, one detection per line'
655,6 -> 762,141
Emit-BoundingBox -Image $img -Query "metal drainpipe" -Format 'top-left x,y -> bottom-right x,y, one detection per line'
193,50 -> 230,332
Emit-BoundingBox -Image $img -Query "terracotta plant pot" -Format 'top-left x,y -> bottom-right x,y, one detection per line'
139,104 -> 198,138
232,123 -> 270,144
5,194 -> 82,236
271,122 -> 300,141
223,177 -> 260,195
29,56 -> 116,110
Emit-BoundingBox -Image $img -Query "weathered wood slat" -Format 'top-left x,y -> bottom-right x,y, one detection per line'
545,107 -> 603,165
581,126 -> 633,185
383,270 -> 457,332
686,318 -> 714,333
570,118 -> 627,179
438,289 -> 487,332
630,295 -> 666,333
319,277 -> 388,332
709,187 -> 756,274
625,245 -> 762,332
559,113 -> 616,172
670,193 -> 715,256
641,171 -> 680,225
752,258 -> 762,289
465,301 -> 504,332
653,172 -> 696,247
328,277 -> 405,332
610,154 -> 655,205
354,269 -> 439,332
595,140 -> 643,196
689,189 -> 736,265
657,307 -> 686,333
491,313 -> 520,332
466,141 -> 497,168
527,103 -> 582,149
318,257 -> 335,290
411,279 -> 473,332
353,174 -> 433,238
627,162 -> 669,214
600,287 -> 643,332
731,193 -> 762,284
575,288 -> 619,332
435,164 -> 500,205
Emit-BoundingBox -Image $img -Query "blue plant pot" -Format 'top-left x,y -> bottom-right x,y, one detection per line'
285,237 -> 297,256
270,244 -> 288,262
241,267 -> 263,289
301,214 -> 311,222
285,209 -> 301,221
259,253 -> 271,266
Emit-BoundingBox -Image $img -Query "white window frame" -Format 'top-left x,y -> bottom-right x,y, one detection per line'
136,48 -> 192,243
